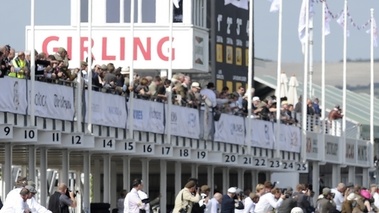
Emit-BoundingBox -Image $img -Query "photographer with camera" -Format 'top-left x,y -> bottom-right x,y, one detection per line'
173,181 -> 201,213
277,187 -> 297,213
191,185 -> 211,213
315,188 -> 336,213
57,183 -> 77,213
254,187 -> 286,213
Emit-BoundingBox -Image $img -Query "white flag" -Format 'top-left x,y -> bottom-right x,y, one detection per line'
366,18 -> 378,47
298,0 -> 314,45
336,10 -> 350,37
324,4 -> 331,36
269,0 -> 281,13
173,0 -> 180,9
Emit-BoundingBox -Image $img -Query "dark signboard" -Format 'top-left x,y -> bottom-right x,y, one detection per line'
212,0 -> 253,92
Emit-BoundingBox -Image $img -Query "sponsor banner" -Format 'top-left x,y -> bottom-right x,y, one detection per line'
28,80 -> 75,121
246,119 -> 275,149
25,26 -> 208,72
305,132 -> 319,160
273,124 -> 301,153
0,77 -> 28,115
167,105 -> 200,139
325,135 -> 340,163
84,91 -> 127,128
215,113 -> 245,145
345,139 -> 356,164
130,99 -> 164,134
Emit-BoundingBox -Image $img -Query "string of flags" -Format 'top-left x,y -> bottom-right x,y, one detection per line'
268,0 -> 377,47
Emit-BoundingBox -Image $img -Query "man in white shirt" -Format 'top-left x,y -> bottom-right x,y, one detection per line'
243,193 -> 259,213
200,82 -> 217,108
124,178 -> 147,213
26,183 -> 52,213
205,193 -> 222,213
0,187 -> 31,213
254,188 -> 286,213
330,183 -> 347,213
370,184 -> 379,209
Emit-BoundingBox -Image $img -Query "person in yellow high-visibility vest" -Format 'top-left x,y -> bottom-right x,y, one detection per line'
9,52 -> 28,79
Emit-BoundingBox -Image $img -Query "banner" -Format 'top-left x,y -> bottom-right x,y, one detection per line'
84,91 -> 127,128
247,119 -> 275,149
0,77 -> 28,115
345,139 -> 356,164
325,135 -> 340,163
28,80 -> 75,121
130,99 -> 164,134
273,124 -> 301,153
167,105 -> 200,139
215,113 -> 245,145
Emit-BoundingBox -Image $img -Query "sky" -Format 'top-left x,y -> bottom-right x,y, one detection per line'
1,0 -> 378,63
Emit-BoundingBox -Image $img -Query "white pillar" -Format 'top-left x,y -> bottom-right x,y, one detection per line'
191,164 -> 198,179
123,156 -> 131,191
103,155 -> 111,203
83,152 -> 91,213
111,161 -> 118,208
3,143 -> 12,198
137,0 -> 142,23
175,162 -> 182,193
93,159 -> 101,202
141,159 -> 149,191
182,0 -> 193,24
61,149 -> 70,184
312,162 -> 320,205
160,160 -> 167,213
92,0 -> 107,25
155,0 -> 170,24
70,0 -> 79,26
222,168 -> 230,193
207,166 -> 215,195
39,147 -> 48,206
238,169 -> 244,189
251,170 -> 258,190
29,145 -> 36,182
362,168 -> 369,187
348,166 -> 355,184
332,165 -> 340,187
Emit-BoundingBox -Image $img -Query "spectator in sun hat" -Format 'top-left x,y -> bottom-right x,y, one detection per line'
54,47 -> 69,67
187,82 -> 202,108
315,188 -> 336,213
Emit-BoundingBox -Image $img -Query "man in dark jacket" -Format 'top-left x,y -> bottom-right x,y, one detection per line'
315,188 -> 336,213
48,190 -> 61,213
277,187 -> 296,213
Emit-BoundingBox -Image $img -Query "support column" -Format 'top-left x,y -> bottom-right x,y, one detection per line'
103,155 -> 111,203
141,159 -> 149,191
3,143 -> 12,198
92,0 -> 107,24
61,149 -> 70,184
251,170 -> 258,189
222,167 -> 230,193
175,162 -> 182,193
362,168 -> 369,188
207,166 -> 215,195
93,158 -> 101,202
348,166 -> 355,184
238,169 -> 244,189
28,145 -> 36,181
39,147 -> 48,206
312,162 -> 320,205
111,161 -> 118,208
83,152 -> 91,213
191,164 -> 198,179
332,165 -> 341,187
123,156 -> 131,191
160,160 -> 167,213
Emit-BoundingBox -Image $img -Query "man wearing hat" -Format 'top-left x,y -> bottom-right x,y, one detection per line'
26,182 -> 52,213
187,82 -> 202,108
221,187 -> 238,213
315,188 -> 336,213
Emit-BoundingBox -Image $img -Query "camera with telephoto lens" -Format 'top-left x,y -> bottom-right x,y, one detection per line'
281,188 -> 290,198
66,189 -> 77,198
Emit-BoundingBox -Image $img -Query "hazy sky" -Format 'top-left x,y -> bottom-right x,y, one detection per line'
2,0 -> 378,63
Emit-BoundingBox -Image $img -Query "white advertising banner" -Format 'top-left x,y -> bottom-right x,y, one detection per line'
130,99 -> 164,134
25,26 -> 208,72
247,119 -> 275,149
0,77 -> 28,115
214,114 -> 245,145
28,81 -> 75,121
273,124 -> 301,153
325,135 -> 340,163
84,91 -> 127,128
168,105 -> 200,139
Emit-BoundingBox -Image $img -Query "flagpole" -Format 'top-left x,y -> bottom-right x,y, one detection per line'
301,0 -> 310,163
87,0 -> 93,134
247,0 -> 254,155
309,15 -> 314,98
167,0 -> 173,145
30,0 -> 35,126
275,0 -> 283,159
128,0 -> 135,139
342,0 -> 347,163
370,8 -> 375,169
321,1 -> 326,141
76,0 -> 82,132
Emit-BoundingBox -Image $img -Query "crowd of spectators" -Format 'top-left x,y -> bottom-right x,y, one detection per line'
0,45 -> 345,127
